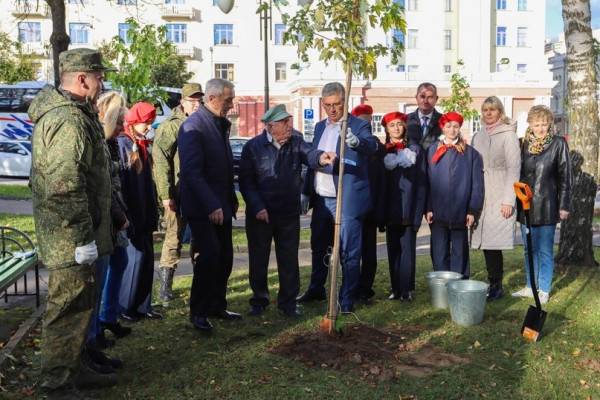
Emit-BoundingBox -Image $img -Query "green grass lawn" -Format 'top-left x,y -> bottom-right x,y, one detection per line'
0,184 -> 31,200
2,249 -> 599,399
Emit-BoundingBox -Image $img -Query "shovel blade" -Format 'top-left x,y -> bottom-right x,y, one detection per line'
521,305 -> 547,342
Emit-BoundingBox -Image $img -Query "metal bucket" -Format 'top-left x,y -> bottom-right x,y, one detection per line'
426,271 -> 463,309
447,280 -> 489,326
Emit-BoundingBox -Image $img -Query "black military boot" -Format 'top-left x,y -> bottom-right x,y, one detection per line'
159,267 -> 176,303
487,282 -> 504,301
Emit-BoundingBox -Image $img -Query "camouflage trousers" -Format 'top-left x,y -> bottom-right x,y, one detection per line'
159,207 -> 186,269
41,263 -> 95,390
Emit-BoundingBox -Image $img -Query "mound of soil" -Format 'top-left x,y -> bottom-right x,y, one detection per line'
269,324 -> 469,380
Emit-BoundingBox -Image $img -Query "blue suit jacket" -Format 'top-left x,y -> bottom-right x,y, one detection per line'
304,114 -> 379,218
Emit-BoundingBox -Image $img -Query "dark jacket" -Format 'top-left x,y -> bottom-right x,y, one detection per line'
383,142 -> 428,228
178,105 -> 238,221
107,138 -> 128,238
517,135 -> 572,225
303,114 -> 379,218
407,109 -> 443,151
427,142 -> 484,229
239,131 -> 311,218
365,147 -> 387,227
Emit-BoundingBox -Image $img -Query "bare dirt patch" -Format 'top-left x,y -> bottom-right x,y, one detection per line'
269,324 -> 469,381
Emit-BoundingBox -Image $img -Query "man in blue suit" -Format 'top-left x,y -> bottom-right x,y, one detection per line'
178,78 -> 240,333
297,82 -> 379,312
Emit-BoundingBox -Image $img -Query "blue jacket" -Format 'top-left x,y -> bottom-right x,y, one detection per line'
426,142 -> 484,228
304,114 -> 379,218
177,105 -> 238,220
239,131 -> 311,218
383,142 -> 428,228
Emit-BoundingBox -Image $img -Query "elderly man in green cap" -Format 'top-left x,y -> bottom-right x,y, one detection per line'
153,82 -> 203,305
238,104 -> 334,317
29,48 -> 117,397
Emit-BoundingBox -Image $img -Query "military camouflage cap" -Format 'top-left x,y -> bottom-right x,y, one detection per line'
182,83 -> 204,98
59,48 -> 116,74
262,104 -> 292,123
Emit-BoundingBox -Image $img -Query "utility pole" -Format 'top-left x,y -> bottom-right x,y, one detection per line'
259,0 -> 272,110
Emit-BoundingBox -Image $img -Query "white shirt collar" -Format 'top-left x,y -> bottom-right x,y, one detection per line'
265,131 -> 281,149
418,110 -> 434,120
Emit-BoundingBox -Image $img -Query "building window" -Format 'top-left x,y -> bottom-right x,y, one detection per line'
372,114 -> 384,135
408,65 -> 418,72
275,62 -> 286,81
444,30 -> 452,50
117,0 -> 136,4
407,29 -> 418,49
18,22 -> 41,43
69,23 -> 90,44
518,0 -> 527,11
214,24 -> 233,45
118,23 -> 130,44
496,26 -> 506,46
445,0 -> 452,11
496,63 -> 508,72
444,65 -> 451,73
274,24 -> 286,45
472,115 -> 481,134
517,63 -> 527,73
407,0 -> 417,11
215,63 -> 234,81
496,0 -> 506,10
166,24 -> 187,43
393,0 -> 405,7
395,64 -> 406,72
389,29 -> 404,47
517,27 -> 528,47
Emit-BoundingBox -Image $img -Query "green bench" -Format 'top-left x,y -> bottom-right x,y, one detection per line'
0,227 -> 40,308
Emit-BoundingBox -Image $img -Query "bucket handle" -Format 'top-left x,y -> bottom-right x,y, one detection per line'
514,182 -> 533,211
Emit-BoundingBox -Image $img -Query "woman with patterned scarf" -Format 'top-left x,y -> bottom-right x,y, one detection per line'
117,102 -> 163,321
512,105 -> 572,304
426,111 -> 484,278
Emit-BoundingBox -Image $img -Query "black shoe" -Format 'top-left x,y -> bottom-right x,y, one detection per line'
357,296 -> 373,306
296,290 -> 326,303
120,311 -> 141,322
190,315 -> 213,332
388,293 -> 400,300
248,305 -> 266,316
280,306 -> 302,318
340,304 -> 354,313
86,347 -> 123,370
399,292 -> 414,302
94,333 -> 115,350
80,350 -> 115,375
487,284 -> 504,301
75,359 -> 117,389
101,322 -> 132,338
143,310 -> 164,320
211,310 -> 243,320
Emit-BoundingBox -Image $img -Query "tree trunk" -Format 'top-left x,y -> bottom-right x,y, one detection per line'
45,0 -> 69,87
557,0 -> 599,267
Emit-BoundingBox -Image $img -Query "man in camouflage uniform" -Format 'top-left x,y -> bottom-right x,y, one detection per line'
153,83 -> 203,304
29,48 -> 116,397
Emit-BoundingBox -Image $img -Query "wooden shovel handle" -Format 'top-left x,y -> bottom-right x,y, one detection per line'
514,182 -> 533,211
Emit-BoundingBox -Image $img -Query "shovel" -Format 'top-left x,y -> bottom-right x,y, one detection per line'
514,182 -> 547,342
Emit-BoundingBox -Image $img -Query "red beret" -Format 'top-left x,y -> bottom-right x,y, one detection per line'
438,111 -> 464,129
125,102 -> 156,125
382,112 -> 408,127
351,104 -> 373,117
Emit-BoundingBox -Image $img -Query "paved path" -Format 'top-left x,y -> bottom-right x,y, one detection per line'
0,199 -> 32,215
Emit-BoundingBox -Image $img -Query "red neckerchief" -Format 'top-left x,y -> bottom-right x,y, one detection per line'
385,141 -> 406,153
431,143 -> 455,164
122,133 -> 151,161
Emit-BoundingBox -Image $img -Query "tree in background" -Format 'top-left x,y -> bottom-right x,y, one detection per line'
282,0 -> 405,333
0,32 -> 38,83
439,60 -> 479,123
556,0 -> 599,267
99,18 -> 191,105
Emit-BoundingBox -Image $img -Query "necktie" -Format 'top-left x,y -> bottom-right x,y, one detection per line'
421,116 -> 429,136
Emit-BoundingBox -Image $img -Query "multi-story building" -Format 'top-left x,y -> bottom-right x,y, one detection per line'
1,0 -> 553,137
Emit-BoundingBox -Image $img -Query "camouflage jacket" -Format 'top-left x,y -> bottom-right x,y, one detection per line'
153,107 -> 186,201
29,86 -> 112,268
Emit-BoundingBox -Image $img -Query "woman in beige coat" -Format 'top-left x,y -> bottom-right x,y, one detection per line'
471,96 -> 521,300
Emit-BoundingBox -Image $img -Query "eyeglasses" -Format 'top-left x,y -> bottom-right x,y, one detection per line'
322,102 -> 342,110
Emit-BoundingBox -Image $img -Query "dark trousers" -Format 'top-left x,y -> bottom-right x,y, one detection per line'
188,219 -> 233,317
386,225 -> 417,296
100,246 -> 128,324
358,219 -> 378,299
131,233 -> 155,313
484,249 -> 503,286
246,214 -> 300,311
430,223 -> 470,278
307,196 -> 363,308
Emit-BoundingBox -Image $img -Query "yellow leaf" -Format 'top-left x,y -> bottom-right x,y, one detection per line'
572,348 -> 581,356
474,340 -> 481,348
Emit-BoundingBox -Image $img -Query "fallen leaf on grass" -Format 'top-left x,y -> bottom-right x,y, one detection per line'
488,364 -> 496,370
20,387 -> 35,397
473,341 -> 481,348
572,348 -> 581,357
547,356 -> 553,363
369,366 -> 381,375
502,351 -> 510,357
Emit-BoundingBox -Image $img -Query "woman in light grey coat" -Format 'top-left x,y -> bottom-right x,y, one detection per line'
471,96 -> 521,300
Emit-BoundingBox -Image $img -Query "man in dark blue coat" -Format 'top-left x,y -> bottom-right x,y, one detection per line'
297,82 -> 379,313
178,78 -> 240,332
239,104 -> 332,317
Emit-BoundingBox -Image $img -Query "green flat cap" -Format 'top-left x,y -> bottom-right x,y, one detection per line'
182,83 -> 204,98
59,48 -> 116,73
262,104 -> 292,123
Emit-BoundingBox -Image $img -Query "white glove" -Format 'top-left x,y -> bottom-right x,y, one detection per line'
345,128 -> 360,149
383,153 -> 399,170
403,148 -> 417,165
75,240 -> 98,265
300,194 -> 310,215
397,149 -> 416,168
